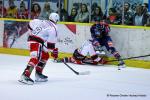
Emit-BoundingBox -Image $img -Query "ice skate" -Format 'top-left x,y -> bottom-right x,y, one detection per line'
118,61 -> 126,70
35,72 -> 48,82
19,74 -> 34,85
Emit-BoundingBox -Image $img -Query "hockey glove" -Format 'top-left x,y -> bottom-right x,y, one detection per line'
51,48 -> 58,59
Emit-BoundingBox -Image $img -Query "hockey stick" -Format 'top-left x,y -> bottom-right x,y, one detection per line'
107,54 -> 150,62
10,37 -> 16,48
63,62 -> 90,75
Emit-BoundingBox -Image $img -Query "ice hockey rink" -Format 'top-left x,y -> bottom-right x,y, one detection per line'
0,54 -> 150,100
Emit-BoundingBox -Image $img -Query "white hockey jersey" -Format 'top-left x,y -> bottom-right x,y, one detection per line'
78,40 -> 105,57
29,19 -> 58,44
78,40 -> 96,57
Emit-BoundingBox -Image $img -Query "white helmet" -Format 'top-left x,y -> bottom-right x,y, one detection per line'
49,13 -> 60,24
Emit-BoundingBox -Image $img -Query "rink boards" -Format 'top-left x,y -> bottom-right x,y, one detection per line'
0,19 -> 150,69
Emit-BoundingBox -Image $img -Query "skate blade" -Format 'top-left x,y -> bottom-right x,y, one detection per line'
35,79 -> 48,82
18,79 -> 34,85
118,65 -> 126,70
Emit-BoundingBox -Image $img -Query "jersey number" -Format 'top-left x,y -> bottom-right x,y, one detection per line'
32,27 -> 42,35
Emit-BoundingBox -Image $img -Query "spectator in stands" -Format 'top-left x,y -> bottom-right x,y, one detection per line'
106,8 -> 121,24
39,2 -> 53,20
122,2 -> 133,25
56,2 -> 68,21
0,1 -> 7,17
75,3 -> 89,23
17,1 -> 28,19
133,4 -> 148,26
72,3 -> 80,11
145,15 -> 150,26
142,3 -> 148,15
31,3 -> 41,19
68,8 -> 78,22
91,6 -> 103,22
142,3 -> 150,26
6,0 -> 18,18
91,2 -> 98,15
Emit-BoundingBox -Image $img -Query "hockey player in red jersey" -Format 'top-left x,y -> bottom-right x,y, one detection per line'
19,13 -> 60,85
55,39 -> 107,65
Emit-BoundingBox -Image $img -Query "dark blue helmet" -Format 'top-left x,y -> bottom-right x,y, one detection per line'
95,21 -> 110,33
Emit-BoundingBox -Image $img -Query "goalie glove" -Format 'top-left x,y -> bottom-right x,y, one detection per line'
51,48 -> 58,59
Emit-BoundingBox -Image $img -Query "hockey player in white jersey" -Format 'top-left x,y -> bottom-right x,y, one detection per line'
56,39 -> 107,65
19,13 -> 60,85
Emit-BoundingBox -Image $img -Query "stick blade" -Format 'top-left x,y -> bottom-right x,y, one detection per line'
78,71 -> 90,75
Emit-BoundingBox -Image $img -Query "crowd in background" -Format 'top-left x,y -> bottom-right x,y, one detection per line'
0,0 -> 150,26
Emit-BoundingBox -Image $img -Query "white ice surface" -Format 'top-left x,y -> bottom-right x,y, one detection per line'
0,54 -> 150,100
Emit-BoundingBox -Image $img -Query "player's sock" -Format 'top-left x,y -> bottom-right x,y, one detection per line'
113,52 -> 126,69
